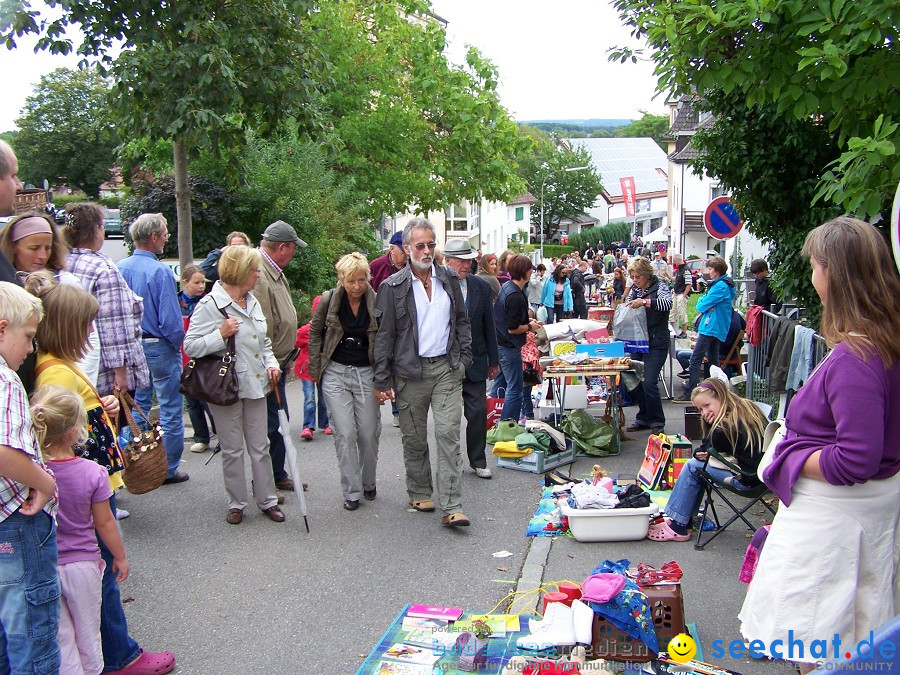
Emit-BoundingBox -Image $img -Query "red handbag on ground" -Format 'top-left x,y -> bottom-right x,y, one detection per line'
486,388 -> 505,430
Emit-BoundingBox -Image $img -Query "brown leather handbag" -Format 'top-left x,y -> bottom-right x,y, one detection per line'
179,307 -> 240,406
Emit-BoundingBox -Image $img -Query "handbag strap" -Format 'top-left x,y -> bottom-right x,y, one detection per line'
117,389 -> 152,440
217,306 -> 237,354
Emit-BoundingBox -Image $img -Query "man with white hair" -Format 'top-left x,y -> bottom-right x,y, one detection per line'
118,213 -> 188,484
0,140 -> 23,282
373,218 -> 473,527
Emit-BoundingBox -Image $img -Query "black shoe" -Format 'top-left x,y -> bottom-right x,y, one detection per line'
651,427 -> 665,435
676,332 -> 688,339
673,395 -> 692,403
162,471 -> 189,485
363,488 -> 377,501
343,499 -> 360,511
625,423 -> 651,432
676,370 -> 689,378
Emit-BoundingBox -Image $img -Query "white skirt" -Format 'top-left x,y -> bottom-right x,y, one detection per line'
739,472 -> 900,663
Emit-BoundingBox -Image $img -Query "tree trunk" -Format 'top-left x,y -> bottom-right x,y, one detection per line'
173,138 -> 193,271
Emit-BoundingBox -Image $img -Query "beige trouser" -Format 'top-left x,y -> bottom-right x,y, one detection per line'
208,397 -> 278,511
670,292 -> 688,332
320,362 -> 381,501
395,356 -> 465,515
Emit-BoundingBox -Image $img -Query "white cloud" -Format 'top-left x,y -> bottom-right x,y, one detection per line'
430,0 -> 666,121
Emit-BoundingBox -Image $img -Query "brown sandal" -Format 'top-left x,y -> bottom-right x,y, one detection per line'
409,499 -> 436,512
441,512 -> 471,527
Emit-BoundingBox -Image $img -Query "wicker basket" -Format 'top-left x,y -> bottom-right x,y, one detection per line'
118,391 -> 167,495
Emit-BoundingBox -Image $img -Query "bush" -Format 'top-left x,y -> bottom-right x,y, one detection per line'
121,176 -> 237,259
52,194 -> 89,207
538,244 -> 576,259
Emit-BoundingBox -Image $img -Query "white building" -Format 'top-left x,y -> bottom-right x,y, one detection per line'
381,193 -> 537,256
664,97 -> 770,273
562,137 -> 668,237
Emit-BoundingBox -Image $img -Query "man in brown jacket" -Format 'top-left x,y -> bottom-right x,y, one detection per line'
256,220 -> 306,491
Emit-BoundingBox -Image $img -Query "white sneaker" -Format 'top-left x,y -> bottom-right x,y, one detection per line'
572,599 -> 594,645
392,416 -> 400,427
516,602 -> 575,650
116,508 -> 130,520
474,467 -> 493,479
190,442 -> 209,453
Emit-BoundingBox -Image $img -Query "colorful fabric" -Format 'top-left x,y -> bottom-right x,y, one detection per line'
740,524 -> 770,583
587,559 -> 659,652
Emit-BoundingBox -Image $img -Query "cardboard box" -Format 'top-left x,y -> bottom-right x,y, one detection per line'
495,440 -> 576,474
575,341 -> 625,357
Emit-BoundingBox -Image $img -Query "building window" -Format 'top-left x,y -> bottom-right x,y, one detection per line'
445,200 -> 469,233
515,206 -> 524,222
711,185 -> 728,200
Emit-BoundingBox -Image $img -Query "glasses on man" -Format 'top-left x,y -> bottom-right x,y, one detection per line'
413,242 -> 437,252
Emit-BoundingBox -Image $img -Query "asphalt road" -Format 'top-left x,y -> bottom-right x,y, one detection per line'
114,372 -> 794,674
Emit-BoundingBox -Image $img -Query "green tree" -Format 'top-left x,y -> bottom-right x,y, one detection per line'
309,0 -> 528,219
2,0 -> 323,269
609,0 -> 899,219
616,111 -> 669,150
689,93 -> 841,316
13,67 -> 116,197
515,126 -> 604,242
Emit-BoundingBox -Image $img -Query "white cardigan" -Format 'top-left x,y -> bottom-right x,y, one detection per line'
183,282 -> 278,401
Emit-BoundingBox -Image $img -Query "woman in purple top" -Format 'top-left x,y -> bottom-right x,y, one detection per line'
740,217 -> 900,672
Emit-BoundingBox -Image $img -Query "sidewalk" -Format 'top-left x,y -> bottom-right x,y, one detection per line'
511,395 -> 794,674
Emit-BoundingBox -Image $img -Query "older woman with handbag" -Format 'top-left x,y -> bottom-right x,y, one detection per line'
308,253 -> 381,512
183,245 -> 284,525
624,256 -> 672,435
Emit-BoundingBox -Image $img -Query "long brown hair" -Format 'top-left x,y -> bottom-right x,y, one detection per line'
691,378 -> 768,456
479,253 -> 498,276
802,216 -> 900,364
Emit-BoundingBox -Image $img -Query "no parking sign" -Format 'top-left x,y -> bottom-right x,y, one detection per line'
704,196 -> 743,240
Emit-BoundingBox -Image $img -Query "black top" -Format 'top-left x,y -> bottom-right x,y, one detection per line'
753,276 -> 780,311
330,295 -> 370,367
673,264 -> 689,294
699,424 -> 763,488
494,281 -> 529,349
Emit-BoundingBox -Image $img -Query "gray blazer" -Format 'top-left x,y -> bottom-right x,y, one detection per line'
183,282 -> 278,400
373,264 -> 472,391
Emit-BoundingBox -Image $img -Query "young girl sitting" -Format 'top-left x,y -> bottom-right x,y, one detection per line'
647,378 -> 768,542
32,385 -> 129,675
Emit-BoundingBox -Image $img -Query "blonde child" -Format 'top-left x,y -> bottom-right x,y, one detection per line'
32,385 -> 128,675
647,378 -> 768,541
179,264 -> 216,453
0,282 -> 60,673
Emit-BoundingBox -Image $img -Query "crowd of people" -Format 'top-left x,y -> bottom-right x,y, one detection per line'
1,133 -> 898,675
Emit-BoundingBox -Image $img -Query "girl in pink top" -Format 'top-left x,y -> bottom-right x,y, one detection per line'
32,385 -> 129,675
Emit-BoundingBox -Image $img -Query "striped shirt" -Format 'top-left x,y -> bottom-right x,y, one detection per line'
0,356 -> 58,522
67,248 -> 150,396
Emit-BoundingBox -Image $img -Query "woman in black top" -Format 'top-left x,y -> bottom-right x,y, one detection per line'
309,253 -> 381,511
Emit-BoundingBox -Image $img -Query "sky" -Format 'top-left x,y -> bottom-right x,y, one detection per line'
0,0 -> 666,131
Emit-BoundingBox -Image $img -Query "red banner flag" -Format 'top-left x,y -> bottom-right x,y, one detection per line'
619,176 -> 636,217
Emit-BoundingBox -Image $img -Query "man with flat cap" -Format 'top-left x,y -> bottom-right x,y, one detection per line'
256,220 -> 307,491
369,231 -> 408,292
443,239 -> 499,479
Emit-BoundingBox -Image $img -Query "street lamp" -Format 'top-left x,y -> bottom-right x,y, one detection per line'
539,165 -> 591,262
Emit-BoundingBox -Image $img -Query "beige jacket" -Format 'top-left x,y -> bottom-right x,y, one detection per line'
183,282 -> 278,400
254,252 -> 299,362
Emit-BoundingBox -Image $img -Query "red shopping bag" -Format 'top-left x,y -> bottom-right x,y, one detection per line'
486,389 -> 505,430
638,433 -> 671,490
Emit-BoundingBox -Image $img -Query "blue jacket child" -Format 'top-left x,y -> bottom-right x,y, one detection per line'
695,275 -> 736,341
